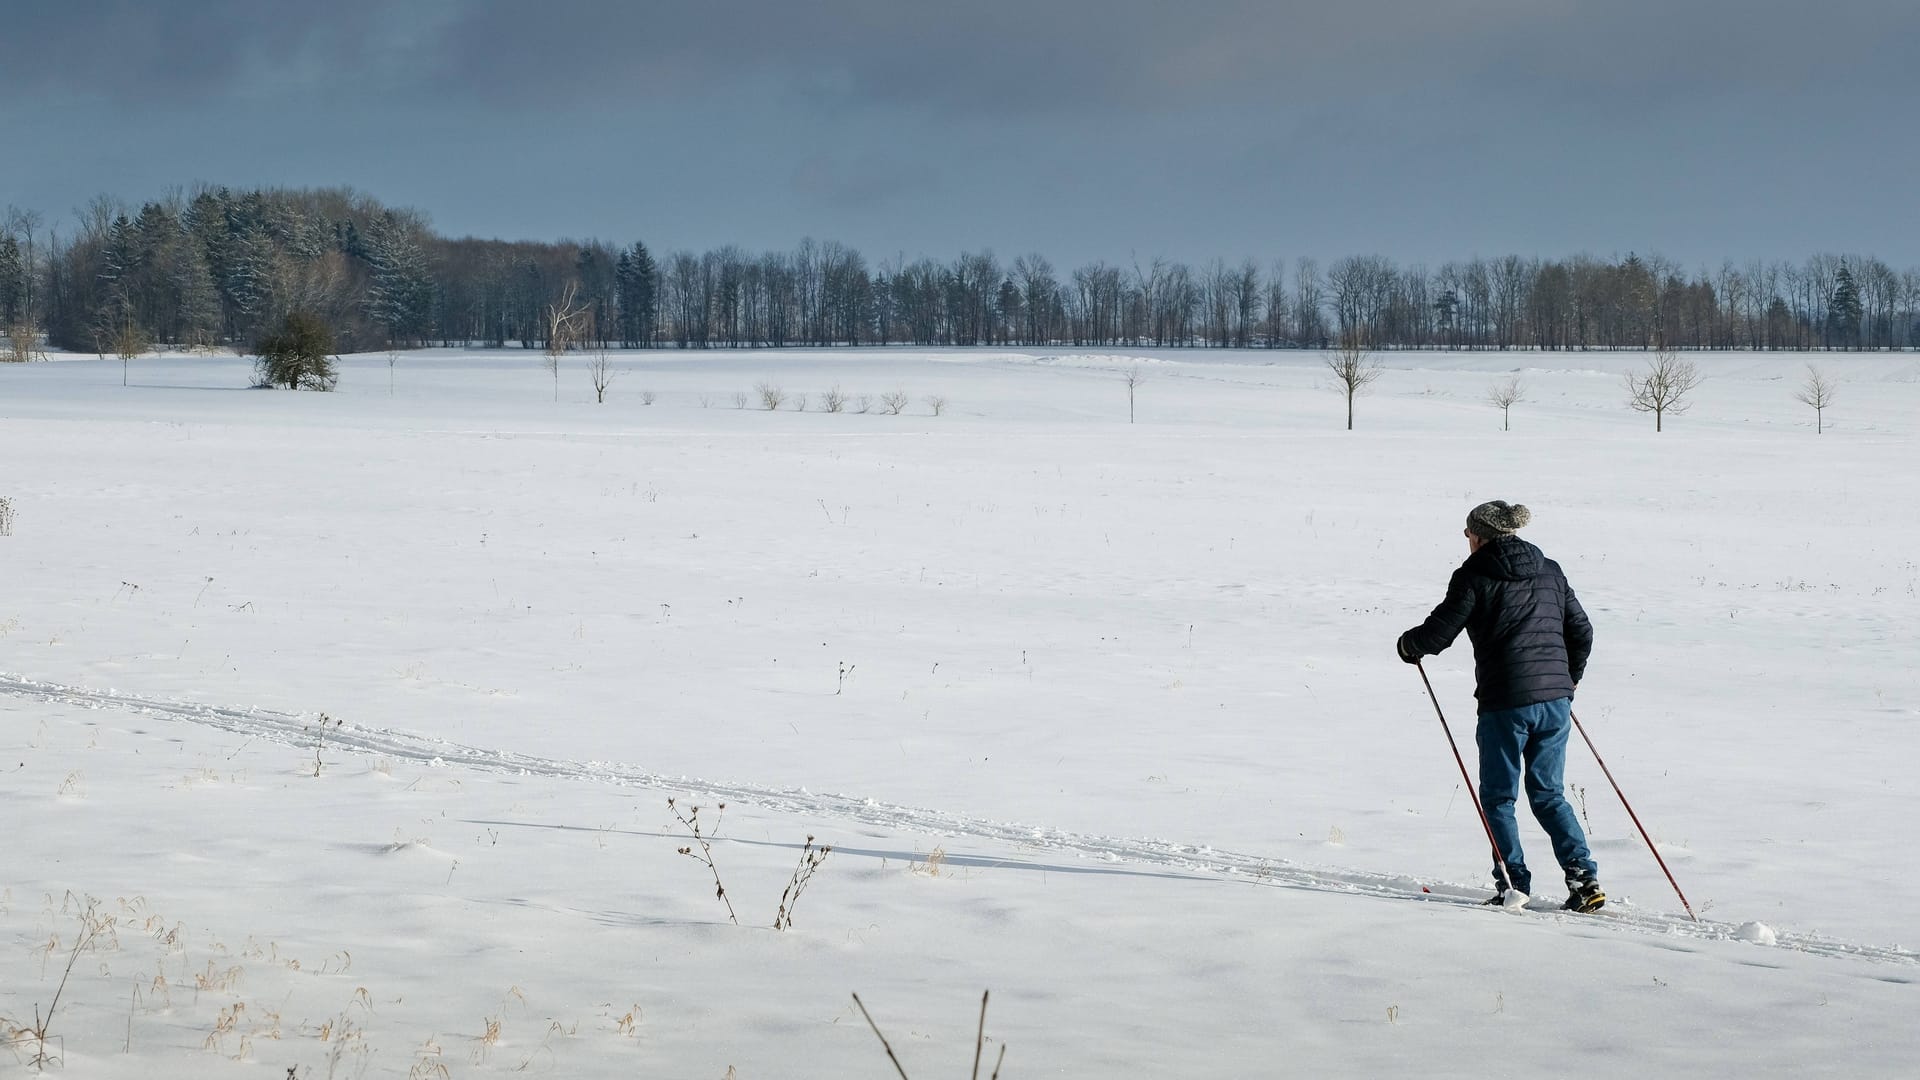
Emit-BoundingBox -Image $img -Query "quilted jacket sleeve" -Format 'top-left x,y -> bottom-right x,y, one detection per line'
1563,578 -> 1594,685
1398,567 -> 1477,660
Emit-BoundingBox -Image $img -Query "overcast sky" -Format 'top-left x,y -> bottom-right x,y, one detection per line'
5,0 -> 1916,267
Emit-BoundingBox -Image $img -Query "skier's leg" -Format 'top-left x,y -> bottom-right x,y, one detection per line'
1475,706 -> 1531,894
1521,697 -> 1597,883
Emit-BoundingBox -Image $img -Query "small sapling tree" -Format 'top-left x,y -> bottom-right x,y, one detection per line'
1324,334 -> 1382,430
115,320 -> 149,385
1625,345 -> 1701,432
1487,374 -> 1526,430
1122,366 -> 1144,423
587,348 -> 618,403
5,323 -> 39,363
544,282 -> 589,402
1794,363 -> 1836,433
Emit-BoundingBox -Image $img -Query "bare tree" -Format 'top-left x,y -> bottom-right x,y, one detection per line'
1121,365 -> 1144,424
116,320 -> 149,385
1324,335 -> 1382,430
1625,346 -> 1701,432
1794,363 -> 1836,434
821,386 -> 847,413
1121,366 -> 1145,423
386,349 -> 399,396
6,322 -> 39,363
879,390 -> 910,415
587,348 -> 618,403
924,394 -> 947,417
544,282 -> 590,402
755,382 -> 786,410
1487,374 -> 1526,431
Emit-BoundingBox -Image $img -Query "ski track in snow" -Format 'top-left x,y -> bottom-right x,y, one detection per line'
6,671 -> 1912,970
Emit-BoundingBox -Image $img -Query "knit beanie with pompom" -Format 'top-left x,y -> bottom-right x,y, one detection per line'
1466,500 -> 1532,540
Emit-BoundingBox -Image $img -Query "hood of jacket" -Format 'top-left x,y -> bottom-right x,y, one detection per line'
1466,535 -> 1543,582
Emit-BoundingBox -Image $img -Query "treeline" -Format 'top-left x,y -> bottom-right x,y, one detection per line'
4,186 -> 1918,356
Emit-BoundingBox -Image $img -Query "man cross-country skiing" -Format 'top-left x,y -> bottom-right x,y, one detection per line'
1397,500 -> 1606,913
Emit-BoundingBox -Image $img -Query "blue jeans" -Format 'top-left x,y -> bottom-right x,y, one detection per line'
1476,698 -> 1596,894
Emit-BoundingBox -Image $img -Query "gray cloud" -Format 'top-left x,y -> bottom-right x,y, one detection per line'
3,1 -> 1917,264
2,0 -> 420,101
20,2 -> 1917,115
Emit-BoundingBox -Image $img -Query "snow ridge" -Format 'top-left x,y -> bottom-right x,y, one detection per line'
5,671 -> 1910,968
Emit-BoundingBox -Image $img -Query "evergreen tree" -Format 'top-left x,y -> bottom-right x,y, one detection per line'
1828,266 -> 1863,349
363,212 -> 434,345
616,241 -> 658,347
1434,288 -> 1459,346
93,215 -> 142,350
224,222 -> 279,340
171,246 -> 223,348
184,190 -> 235,337
576,243 -> 615,348
1765,295 -> 1794,349
0,236 -> 23,326
614,249 -> 635,346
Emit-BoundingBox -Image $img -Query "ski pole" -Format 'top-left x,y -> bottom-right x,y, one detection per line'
1415,661 -> 1518,896
1570,710 -> 1698,922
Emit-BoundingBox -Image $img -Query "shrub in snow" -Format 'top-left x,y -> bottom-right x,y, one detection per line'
253,311 -> 338,391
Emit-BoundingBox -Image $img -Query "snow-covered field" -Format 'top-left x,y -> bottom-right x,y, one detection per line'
3,345 -> 1916,1078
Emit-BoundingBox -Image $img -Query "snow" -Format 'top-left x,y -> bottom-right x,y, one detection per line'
2,346 -> 1917,1077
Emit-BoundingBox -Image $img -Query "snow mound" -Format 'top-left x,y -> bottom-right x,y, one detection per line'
1735,921 -> 1778,945
1501,888 -> 1530,910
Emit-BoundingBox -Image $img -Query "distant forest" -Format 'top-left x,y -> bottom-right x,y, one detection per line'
3,186 -> 1917,356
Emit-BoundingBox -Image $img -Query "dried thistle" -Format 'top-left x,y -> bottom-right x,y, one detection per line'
668,798 -> 737,924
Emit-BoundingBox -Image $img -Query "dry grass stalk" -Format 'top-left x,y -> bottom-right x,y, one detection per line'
773,836 -> 832,930
851,993 -> 911,1080
4,901 -> 117,1068
852,990 -> 1005,1080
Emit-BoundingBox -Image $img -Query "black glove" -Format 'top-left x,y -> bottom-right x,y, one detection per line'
1396,635 -> 1420,665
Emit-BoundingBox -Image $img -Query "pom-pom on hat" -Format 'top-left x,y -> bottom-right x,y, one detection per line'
1467,500 -> 1532,540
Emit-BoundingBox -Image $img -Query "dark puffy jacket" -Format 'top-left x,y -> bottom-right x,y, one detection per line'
1398,536 -> 1592,712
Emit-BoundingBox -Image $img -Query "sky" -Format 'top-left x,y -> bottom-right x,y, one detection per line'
4,0 -> 1918,268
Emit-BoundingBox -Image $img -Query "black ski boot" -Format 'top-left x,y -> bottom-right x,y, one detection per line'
1564,877 -> 1606,913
